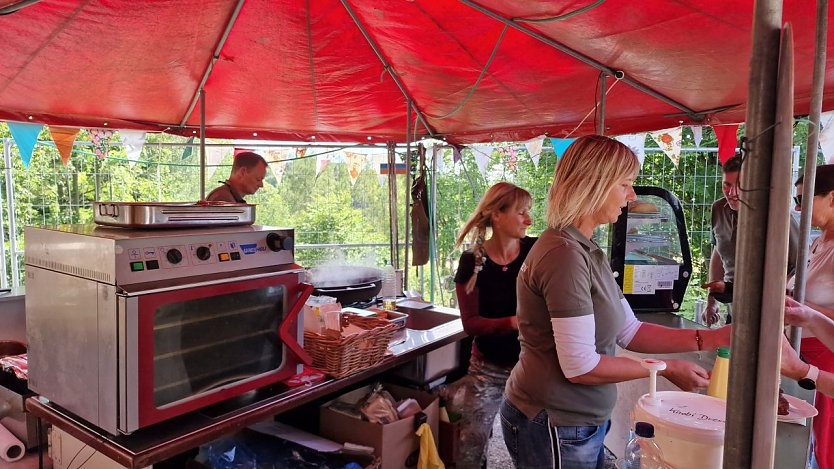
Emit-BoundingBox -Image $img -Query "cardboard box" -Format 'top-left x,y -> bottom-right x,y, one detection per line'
320,383 -> 439,469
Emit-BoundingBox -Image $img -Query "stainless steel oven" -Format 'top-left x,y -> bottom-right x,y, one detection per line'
24,224 -> 312,435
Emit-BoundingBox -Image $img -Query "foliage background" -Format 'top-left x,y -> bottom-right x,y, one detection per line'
0,123 -> 819,320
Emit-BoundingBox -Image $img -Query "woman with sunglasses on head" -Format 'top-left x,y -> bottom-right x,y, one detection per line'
787,163 -> 834,469
499,135 -> 730,468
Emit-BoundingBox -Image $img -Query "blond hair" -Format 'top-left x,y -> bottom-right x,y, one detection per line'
546,135 -> 639,231
456,182 -> 532,293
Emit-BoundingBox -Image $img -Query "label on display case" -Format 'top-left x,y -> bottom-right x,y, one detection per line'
623,264 -> 680,294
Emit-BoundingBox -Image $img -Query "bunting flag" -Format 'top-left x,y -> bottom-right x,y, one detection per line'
264,149 -> 290,184
295,147 -> 307,159
432,144 -> 445,173
180,136 -> 195,160
49,126 -> 80,166
88,128 -> 114,159
549,138 -> 575,159
452,145 -> 462,164
524,136 -> 545,168
344,151 -> 366,185
649,127 -> 683,167
234,147 -> 256,156
120,130 -> 146,167
615,133 -> 647,166
8,121 -> 43,168
497,146 -> 518,172
380,163 -> 407,174
205,146 -> 228,168
818,111 -> 834,163
471,145 -> 493,176
315,153 -> 331,176
711,124 -> 740,164
691,125 -> 704,148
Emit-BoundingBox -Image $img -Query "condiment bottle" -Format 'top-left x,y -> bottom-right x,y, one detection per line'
707,346 -> 730,400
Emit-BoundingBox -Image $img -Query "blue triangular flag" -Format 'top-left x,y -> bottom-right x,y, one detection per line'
550,137 -> 576,159
7,121 -> 43,168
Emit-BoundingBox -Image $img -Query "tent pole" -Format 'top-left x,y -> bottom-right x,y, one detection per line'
461,0 -> 701,121
339,0 -> 439,139
179,0 -> 245,129
725,0 -> 785,467
199,89 -> 206,200
387,141 -> 400,269
404,101 -> 413,291
791,0 -> 829,349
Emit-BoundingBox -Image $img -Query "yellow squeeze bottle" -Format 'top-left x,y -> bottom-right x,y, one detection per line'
707,346 -> 730,400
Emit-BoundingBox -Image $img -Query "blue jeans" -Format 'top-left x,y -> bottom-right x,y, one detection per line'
499,397 -> 609,468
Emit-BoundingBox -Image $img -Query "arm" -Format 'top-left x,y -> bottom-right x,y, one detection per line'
702,248 -> 724,326
781,335 -> 834,398
785,296 -> 834,352
455,282 -> 516,336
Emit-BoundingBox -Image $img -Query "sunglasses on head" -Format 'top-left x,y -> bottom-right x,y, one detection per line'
794,190 -> 832,207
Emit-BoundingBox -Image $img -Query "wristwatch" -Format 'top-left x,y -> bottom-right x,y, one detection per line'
798,364 -> 819,390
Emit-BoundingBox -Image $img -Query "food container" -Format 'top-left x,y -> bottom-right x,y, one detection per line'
93,201 -> 255,228
633,391 -> 726,469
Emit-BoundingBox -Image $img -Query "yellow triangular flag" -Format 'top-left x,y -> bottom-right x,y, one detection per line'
49,126 -> 80,165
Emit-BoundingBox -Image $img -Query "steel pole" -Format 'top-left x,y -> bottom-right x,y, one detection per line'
724,1 -> 784,467
791,0 -> 829,349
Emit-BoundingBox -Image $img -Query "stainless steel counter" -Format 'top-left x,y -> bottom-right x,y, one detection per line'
605,312 -> 813,468
25,305 -> 466,468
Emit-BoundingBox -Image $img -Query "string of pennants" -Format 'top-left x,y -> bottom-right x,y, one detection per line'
7,117 -> 834,180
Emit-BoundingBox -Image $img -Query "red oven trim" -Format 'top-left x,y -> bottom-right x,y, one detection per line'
135,273 -> 311,427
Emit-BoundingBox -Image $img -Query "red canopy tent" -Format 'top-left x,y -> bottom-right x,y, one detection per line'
0,0 -> 832,144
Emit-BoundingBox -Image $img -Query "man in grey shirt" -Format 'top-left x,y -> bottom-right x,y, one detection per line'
703,155 -> 799,325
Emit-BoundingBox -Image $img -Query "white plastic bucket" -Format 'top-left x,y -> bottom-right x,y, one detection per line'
633,391 -> 726,469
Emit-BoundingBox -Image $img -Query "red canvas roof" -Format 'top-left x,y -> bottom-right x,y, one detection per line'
0,0 -> 831,144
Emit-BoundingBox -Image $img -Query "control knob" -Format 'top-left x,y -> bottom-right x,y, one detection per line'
196,246 -> 211,261
166,248 -> 183,264
266,232 -> 294,252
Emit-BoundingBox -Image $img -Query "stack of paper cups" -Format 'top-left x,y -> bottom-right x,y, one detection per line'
0,422 -> 24,462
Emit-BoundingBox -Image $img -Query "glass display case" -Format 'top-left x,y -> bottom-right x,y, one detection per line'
606,186 -> 692,313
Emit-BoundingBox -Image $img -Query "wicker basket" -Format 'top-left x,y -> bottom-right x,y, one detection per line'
304,314 -> 399,379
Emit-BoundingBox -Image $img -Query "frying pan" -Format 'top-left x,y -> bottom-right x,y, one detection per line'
309,265 -> 383,304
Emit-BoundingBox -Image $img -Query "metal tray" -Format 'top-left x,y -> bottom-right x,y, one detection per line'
93,201 -> 255,228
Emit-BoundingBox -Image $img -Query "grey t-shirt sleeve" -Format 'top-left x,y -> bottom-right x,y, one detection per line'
536,244 -> 595,319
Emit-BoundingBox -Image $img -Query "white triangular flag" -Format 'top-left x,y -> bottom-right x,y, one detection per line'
471,145 -> 493,176
524,136 -> 545,168
691,125 -> 704,148
119,130 -> 146,167
649,127 -> 683,167
615,133 -> 648,166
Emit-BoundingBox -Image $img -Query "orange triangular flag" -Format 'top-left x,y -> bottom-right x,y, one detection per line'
49,126 -> 80,165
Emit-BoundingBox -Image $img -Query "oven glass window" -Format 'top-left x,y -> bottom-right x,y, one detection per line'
152,286 -> 286,407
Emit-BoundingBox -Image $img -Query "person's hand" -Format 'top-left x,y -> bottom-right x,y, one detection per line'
701,280 -> 727,294
784,296 -> 816,328
510,316 -> 519,330
660,359 -> 710,391
780,334 -> 809,381
702,300 -> 722,327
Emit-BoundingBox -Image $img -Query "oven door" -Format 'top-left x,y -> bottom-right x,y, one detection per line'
119,270 -> 312,433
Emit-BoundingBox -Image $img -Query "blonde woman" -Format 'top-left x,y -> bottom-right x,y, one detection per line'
500,135 -> 730,468
448,181 -> 536,469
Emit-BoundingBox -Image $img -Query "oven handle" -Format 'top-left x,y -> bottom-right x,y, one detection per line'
280,282 -> 314,366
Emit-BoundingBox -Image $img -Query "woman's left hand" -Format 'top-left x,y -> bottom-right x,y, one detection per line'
660,359 -> 711,391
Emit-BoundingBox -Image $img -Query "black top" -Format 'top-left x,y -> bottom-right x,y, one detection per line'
454,236 -> 536,367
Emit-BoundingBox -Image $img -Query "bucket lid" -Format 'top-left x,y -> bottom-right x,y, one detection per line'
636,391 -> 726,441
